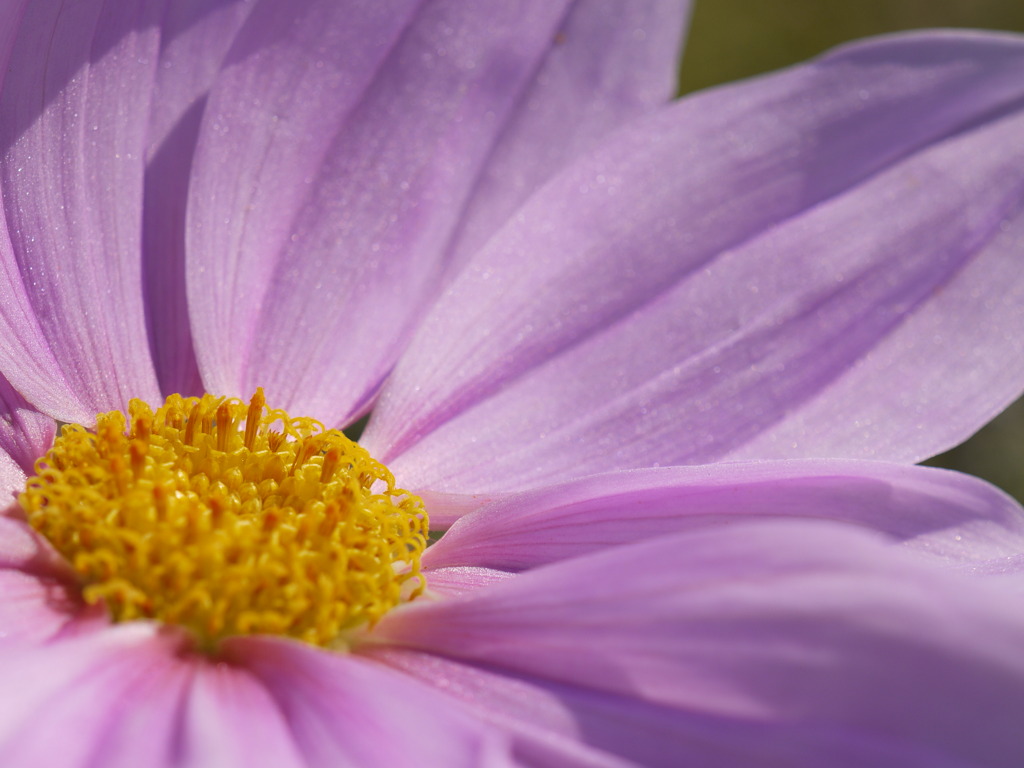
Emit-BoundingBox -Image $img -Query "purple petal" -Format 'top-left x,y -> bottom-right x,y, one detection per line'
368,646 -> 676,768
364,31 -> 1024,492
0,218 -> 88,422
0,516 -> 85,643
0,372 -> 53,481
0,1 -> 89,424
0,570 -> 88,645
423,460 -> 1024,573
229,636 -> 513,766
0,515 -> 71,577
179,661 -> 306,768
142,1 -> 254,396
0,1 -> 164,418
418,488 -> 510,529
0,228 -> 87,423
0,570 -> 79,644
0,345 -> 54,506
443,0 -> 691,278
373,647 -> 967,768
423,566 -> 515,597
0,624 -> 195,768
376,520 -> 1024,767
0,455 -> 24,509
187,0 -> 684,427
0,455 -> 22,506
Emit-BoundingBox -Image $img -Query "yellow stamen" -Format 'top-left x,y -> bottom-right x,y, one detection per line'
20,389 -> 428,651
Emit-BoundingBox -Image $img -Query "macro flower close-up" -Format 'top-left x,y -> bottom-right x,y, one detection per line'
2,1 -> 1024,766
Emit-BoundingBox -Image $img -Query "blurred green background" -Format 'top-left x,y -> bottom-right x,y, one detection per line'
679,0 -> 1024,93
677,0 -> 1024,502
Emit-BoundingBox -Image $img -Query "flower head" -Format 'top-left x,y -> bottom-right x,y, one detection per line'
22,390 -> 428,648
1,2 -> 1024,766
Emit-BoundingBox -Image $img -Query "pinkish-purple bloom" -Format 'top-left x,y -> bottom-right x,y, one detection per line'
1,1 -> 1024,766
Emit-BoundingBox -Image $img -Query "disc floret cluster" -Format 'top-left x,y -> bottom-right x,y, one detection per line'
21,389 -> 428,650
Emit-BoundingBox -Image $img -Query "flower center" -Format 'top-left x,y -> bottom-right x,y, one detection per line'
20,389 -> 428,650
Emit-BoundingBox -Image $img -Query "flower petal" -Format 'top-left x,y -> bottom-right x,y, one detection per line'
0,0 -> 92,424
142,1 -> 254,396
0,515 -> 71,577
443,0 -> 692,277
0,371 -> 53,482
423,565 -> 514,597
0,0 -> 164,418
228,636 -> 513,766
178,660 -> 306,768
377,520 -> 1024,767
0,455 -> 22,508
423,460 -> 1024,573
418,488 -> 508,529
0,622 -> 322,768
0,220 -> 85,422
365,30 -> 1024,492
187,0 -> 686,427
373,647 -> 966,768
0,569 -> 83,644
0,515 -> 86,643
369,646 -> 674,768
0,624 -> 195,768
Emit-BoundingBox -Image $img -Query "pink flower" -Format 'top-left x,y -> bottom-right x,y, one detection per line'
6,460 -> 1024,766
1,2 -> 1024,766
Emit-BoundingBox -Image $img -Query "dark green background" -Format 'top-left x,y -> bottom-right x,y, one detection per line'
677,0 -> 1024,502
679,0 -> 1024,93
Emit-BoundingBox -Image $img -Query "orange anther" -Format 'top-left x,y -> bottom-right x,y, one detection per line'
289,438 -> 319,475
216,402 -> 233,452
184,402 -> 201,445
245,388 -> 266,450
201,400 -> 219,436
129,440 -> 147,476
320,447 -> 340,483
267,431 -> 285,452
153,483 -> 169,518
133,412 -> 151,442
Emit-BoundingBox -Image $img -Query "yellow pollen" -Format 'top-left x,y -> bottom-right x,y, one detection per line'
20,389 -> 428,651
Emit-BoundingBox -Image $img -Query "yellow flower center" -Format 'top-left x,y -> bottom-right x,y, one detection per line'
20,389 -> 428,651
